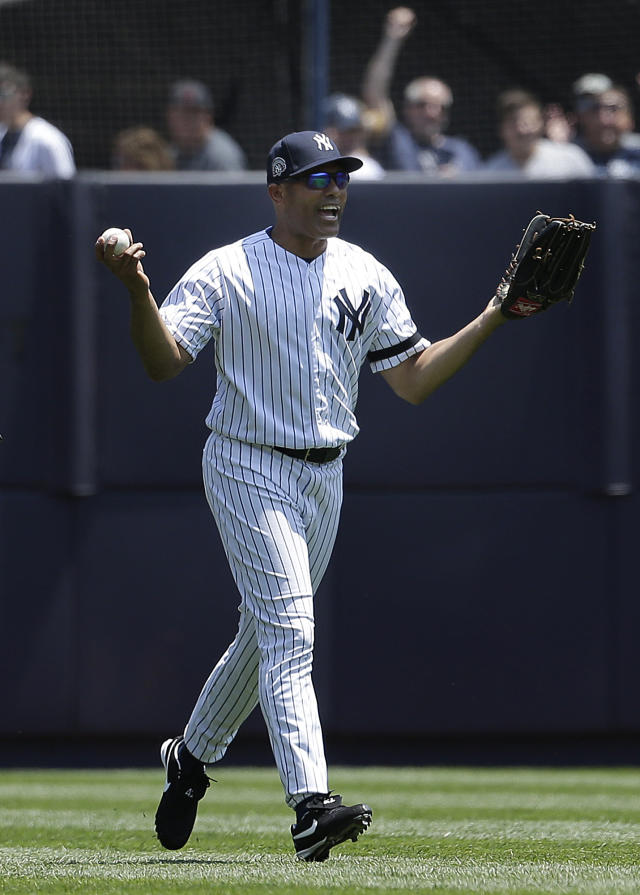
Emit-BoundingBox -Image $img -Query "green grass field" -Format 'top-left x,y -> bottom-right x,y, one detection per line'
1,765 -> 640,894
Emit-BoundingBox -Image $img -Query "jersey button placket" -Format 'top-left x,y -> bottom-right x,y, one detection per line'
306,263 -> 328,431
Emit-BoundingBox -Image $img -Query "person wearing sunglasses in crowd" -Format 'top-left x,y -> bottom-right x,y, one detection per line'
96,130 -> 507,862
571,74 -> 640,176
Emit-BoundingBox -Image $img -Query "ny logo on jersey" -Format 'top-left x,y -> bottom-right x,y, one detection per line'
313,133 -> 334,151
333,288 -> 371,341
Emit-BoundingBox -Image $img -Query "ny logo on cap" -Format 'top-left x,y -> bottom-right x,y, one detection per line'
313,133 -> 334,151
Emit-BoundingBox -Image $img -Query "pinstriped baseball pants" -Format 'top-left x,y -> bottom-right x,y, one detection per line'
184,433 -> 343,807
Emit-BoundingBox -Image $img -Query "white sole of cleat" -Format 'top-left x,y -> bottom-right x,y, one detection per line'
295,811 -> 372,862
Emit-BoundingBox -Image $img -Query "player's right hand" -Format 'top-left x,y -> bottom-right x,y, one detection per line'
95,228 -> 150,292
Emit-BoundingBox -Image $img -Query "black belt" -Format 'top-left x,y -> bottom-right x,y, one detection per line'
274,445 -> 342,464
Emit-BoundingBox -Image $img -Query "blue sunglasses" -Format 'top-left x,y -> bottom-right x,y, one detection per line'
296,171 -> 350,190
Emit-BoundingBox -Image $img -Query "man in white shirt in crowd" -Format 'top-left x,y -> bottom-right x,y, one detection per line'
485,89 -> 594,179
323,93 -> 385,180
0,62 -> 75,178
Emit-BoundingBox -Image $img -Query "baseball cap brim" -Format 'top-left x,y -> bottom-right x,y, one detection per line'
292,155 -> 363,178
267,130 -> 364,183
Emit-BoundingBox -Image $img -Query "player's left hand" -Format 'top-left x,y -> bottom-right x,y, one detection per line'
495,213 -> 596,319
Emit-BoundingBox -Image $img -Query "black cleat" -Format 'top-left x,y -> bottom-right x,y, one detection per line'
155,736 -> 210,849
291,792 -> 372,862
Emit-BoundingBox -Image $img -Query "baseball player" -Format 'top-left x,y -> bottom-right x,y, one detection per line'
95,130 -> 507,861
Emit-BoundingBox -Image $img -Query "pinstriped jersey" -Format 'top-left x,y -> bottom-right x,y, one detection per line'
159,229 -> 430,448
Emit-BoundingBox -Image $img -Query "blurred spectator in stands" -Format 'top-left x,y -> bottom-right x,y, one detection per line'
484,89 -> 594,178
572,74 -> 640,175
535,75 -> 611,146
543,75 -> 613,146
112,126 -> 175,171
543,101 -> 576,144
166,79 -> 247,171
361,6 -> 480,175
323,93 -> 385,180
0,62 -> 75,178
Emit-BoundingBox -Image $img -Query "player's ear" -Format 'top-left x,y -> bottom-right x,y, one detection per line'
268,183 -> 286,205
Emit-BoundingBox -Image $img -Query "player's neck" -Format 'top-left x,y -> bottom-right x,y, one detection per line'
269,224 -> 327,260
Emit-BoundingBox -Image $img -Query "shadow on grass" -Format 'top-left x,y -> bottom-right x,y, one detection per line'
60,855 -> 280,867
144,857 -> 256,865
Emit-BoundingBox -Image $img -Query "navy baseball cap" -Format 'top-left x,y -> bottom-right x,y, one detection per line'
324,94 -> 365,131
267,130 -> 363,183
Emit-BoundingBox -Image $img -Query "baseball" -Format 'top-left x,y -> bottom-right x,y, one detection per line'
100,227 -> 131,256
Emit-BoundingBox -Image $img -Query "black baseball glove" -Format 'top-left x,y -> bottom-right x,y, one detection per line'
496,213 -> 596,319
